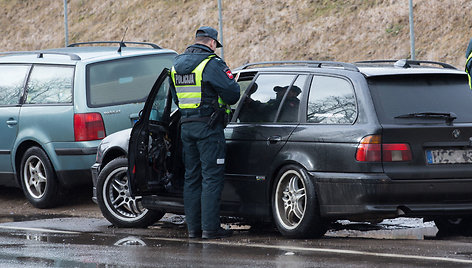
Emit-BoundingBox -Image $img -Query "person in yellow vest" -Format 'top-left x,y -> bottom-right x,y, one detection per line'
466,38 -> 472,89
170,26 -> 240,239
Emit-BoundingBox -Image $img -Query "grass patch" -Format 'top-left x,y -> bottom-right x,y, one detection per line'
386,24 -> 403,36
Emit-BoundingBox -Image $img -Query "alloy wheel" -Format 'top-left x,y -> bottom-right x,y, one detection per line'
274,169 -> 307,230
102,166 -> 148,221
23,155 -> 47,199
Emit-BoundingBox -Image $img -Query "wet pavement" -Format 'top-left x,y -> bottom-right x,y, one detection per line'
0,214 -> 472,267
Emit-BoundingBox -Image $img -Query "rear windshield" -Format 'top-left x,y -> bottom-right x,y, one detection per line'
368,74 -> 472,124
87,53 -> 175,107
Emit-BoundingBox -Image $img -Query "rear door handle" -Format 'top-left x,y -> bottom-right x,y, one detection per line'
6,118 -> 18,126
267,136 -> 282,144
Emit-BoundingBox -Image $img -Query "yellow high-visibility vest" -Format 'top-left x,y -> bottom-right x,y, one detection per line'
171,55 -> 215,109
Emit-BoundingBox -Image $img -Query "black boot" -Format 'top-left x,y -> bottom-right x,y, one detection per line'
188,230 -> 202,238
202,227 -> 233,239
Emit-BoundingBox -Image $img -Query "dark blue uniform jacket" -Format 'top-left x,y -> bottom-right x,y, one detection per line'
171,44 -> 240,119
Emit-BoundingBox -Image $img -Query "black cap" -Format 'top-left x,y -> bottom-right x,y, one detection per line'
196,26 -> 223,48
274,86 -> 301,95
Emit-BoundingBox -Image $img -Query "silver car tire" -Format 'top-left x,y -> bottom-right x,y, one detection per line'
272,165 -> 326,238
96,157 -> 164,228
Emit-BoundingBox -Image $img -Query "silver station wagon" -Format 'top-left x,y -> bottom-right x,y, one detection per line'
0,41 -> 176,208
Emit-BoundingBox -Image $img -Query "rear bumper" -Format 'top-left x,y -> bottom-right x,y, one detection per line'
312,172 -> 472,219
46,142 -> 98,187
56,169 -> 92,188
53,154 -> 97,188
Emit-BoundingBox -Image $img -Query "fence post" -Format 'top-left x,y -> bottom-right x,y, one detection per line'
409,0 -> 415,60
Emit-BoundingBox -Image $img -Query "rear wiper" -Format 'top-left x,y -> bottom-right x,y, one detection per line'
394,112 -> 457,125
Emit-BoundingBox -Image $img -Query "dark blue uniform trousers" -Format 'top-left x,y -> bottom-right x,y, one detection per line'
180,121 -> 225,232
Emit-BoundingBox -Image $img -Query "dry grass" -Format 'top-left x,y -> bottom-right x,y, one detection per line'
0,0 -> 471,69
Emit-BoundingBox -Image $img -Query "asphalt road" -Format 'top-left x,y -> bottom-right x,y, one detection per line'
1,186 -> 472,267
0,216 -> 472,267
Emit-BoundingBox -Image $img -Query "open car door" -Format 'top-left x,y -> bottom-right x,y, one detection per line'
128,68 -> 174,197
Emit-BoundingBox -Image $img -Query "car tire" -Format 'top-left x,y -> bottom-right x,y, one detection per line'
434,216 -> 472,236
20,146 -> 61,208
97,157 -> 164,228
272,165 -> 326,238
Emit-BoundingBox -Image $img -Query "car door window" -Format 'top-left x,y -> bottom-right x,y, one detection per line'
277,75 -> 307,123
25,65 -> 74,104
0,65 -> 29,105
149,79 -> 171,122
237,74 -> 296,123
307,75 -> 357,124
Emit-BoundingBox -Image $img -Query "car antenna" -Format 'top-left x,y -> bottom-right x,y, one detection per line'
117,26 -> 128,53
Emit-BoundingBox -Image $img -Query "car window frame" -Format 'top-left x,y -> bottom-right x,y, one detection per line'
22,63 -> 75,107
85,53 -> 176,108
275,73 -> 310,124
367,73 -> 472,124
232,71 -> 310,125
0,63 -> 32,107
303,73 -> 359,125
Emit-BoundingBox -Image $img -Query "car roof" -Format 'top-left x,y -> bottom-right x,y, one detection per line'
235,60 -> 466,77
0,45 -> 177,65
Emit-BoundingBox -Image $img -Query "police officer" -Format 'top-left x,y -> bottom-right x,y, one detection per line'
170,26 -> 240,239
466,38 -> 472,89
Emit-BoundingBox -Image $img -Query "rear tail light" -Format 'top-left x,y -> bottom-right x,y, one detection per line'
355,135 -> 381,162
74,113 -> 106,141
382,144 -> 412,162
356,135 -> 412,162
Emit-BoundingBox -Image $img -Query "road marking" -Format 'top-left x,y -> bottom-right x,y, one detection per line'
152,237 -> 472,264
0,225 -> 79,234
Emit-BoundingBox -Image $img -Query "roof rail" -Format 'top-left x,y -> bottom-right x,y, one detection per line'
355,59 -> 457,70
68,41 -> 161,49
0,51 -> 81,60
236,61 -> 360,72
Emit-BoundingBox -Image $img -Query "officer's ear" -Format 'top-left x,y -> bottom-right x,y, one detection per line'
210,39 -> 217,51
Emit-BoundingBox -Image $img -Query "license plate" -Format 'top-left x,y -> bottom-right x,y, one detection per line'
426,149 -> 472,164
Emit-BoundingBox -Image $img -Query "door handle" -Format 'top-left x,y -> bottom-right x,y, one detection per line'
6,118 -> 18,126
267,135 -> 282,144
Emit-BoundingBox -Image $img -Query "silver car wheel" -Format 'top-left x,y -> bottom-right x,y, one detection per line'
102,166 -> 148,221
274,169 -> 307,230
23,155 -> 47,199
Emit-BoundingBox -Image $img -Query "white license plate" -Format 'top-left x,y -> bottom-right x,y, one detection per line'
426,149 -> 472,164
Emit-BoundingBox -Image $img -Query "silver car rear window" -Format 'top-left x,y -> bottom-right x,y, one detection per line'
86,54 -> 174,107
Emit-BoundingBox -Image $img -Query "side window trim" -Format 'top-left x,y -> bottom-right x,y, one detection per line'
306,73 -> 358,125
19,64 -> 33,105
299,74 -> 314,124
